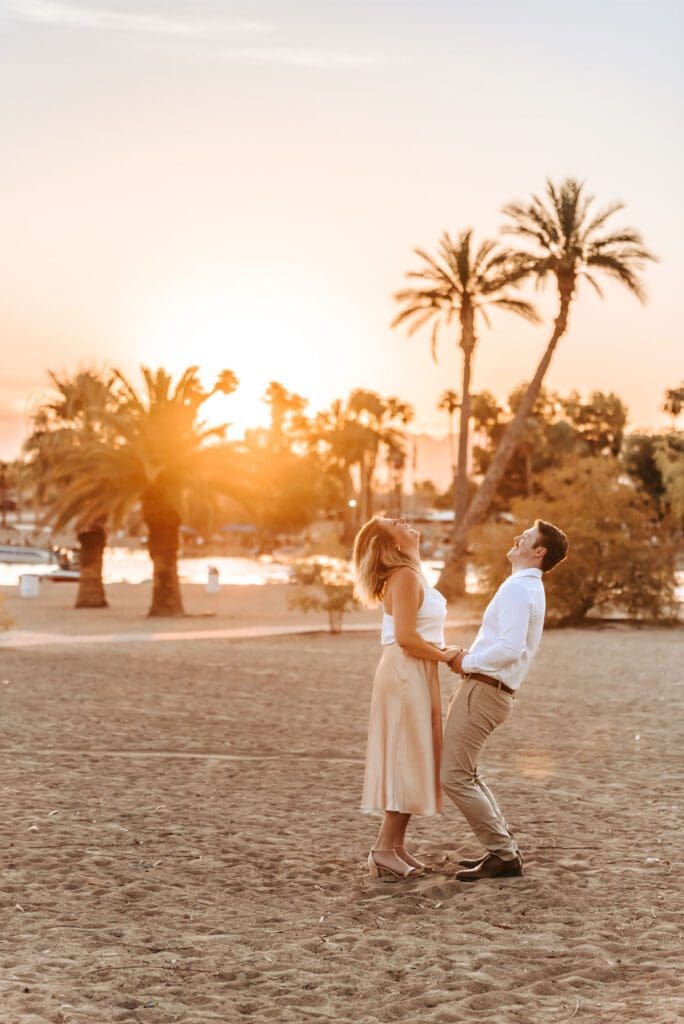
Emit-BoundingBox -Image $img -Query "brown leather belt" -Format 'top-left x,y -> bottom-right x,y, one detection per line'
465,672 -> 516,697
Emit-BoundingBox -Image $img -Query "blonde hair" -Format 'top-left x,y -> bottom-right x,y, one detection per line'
352,515 -> 418,608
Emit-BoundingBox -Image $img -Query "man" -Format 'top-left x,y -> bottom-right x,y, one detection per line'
441,519 -> 568,882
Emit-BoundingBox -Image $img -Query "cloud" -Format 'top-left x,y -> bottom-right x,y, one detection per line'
214,46 -> 384,69
4,0 -> 273,37
4,1 -> 385,70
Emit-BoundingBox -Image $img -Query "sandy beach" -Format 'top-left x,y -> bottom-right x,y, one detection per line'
0,583 -> 682,1023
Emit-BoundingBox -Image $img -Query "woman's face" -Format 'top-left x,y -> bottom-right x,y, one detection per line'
380,516 -> 420,555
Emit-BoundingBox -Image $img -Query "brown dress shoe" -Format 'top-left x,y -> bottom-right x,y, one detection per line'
456,853 -> 523,882
458,854 -> 489,868
458,849 -> 524,869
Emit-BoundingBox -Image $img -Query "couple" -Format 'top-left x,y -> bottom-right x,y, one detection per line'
353,514 -> 568,882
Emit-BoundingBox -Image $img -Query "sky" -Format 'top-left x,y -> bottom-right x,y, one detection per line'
0,0 -> 682,458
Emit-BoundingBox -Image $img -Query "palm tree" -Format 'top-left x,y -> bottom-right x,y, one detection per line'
263,381 -> 308,450
347,390 -> 414,524
24,369 -> 118,608
307,399 -> 368,542
393,230 -> 539,592
437,388 -> 460,483
663,385 -> 684,426
0,459 -> 17,530
439,178 -> 656,596
48,366 -> 250,617
306,392 -> 413,543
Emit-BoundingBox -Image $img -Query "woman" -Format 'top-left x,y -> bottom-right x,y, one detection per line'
353,515 -> 460,879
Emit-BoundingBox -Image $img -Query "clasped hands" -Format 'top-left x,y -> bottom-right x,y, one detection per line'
443,646 -> 468,675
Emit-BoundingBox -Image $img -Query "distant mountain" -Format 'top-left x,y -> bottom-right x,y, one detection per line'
404,432 -> 455,493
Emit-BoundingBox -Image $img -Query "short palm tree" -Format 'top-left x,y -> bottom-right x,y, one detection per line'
663,385 -> 684,426
441,179 -> 656,591
347,389 -> 414,524
263,381 -> 308,450
438,388 -> 460,481
49,366 -> 250,616
307,399 -> 367,542
393,230 -> 539,592
24,369 -> 118,608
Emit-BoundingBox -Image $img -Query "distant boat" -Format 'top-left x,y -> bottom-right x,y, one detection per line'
0,544 -> 80,581
0,545 -> 59,565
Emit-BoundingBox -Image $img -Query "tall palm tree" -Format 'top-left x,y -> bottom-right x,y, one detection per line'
24,369 -> 118,608
393,230 -> 539,592
48,366 -> 250,617
440,178 -> 656,596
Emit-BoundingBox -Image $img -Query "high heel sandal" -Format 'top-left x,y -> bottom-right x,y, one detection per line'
367,849 -> 417,879
395,847 -> 429,875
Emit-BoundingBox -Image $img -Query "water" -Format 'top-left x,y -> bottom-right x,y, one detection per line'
1,548 -> 682,602
0,551 -> 476,590
0,549 -> 291,587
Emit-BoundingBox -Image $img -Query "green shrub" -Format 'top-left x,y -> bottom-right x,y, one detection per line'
287,558 -> 358,634
471,456 -> 678,625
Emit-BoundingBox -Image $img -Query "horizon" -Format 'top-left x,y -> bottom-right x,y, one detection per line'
1,0 -> 682,460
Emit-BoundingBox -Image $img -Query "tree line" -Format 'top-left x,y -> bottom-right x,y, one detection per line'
4,174 -> 680,622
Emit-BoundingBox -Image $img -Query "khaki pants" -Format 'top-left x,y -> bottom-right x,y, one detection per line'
441,678 -> 518,861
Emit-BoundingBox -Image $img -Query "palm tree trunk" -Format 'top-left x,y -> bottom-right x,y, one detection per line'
367,447 -> 379,520
443,309 -> 475,596
143,488 -> 184,616
455,353 -> 472,525
75,522 -> 108,608
341,465 -> 355,546
448,412 -> 456,473
437,276 -> 575,598
524,447 -> 533,496
357,454 -> 367,524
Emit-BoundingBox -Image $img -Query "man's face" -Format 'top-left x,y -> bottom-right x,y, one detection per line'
507,525 -> 544,566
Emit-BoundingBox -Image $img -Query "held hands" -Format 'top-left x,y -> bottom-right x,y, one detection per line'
443,646 -> 468,675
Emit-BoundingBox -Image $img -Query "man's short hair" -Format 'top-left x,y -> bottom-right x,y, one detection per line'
535,519 -> 568,572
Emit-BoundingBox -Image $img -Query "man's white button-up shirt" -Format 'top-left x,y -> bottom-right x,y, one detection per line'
460,568 -> 546,691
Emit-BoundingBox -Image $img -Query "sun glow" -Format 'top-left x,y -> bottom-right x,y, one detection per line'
132,264 -> 374,436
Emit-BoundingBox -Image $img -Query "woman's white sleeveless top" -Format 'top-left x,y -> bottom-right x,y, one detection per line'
381,571 -> 447,647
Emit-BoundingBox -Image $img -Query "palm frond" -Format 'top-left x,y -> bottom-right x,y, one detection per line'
585,253 -> 648,302
581,200 -> 625,238
579,271 -> 605,299
405,308 -> 441,337
471,237 -> 498,272
489,296 -> 541,324
430,319 -> 440,363
501,198 -> 559,250
391,301 -> 440,331
589,229 -> 648,250
111,369 -> 145,412
452,230 -> 473,287
587,241 -> 655,264
412,246 -> 460,291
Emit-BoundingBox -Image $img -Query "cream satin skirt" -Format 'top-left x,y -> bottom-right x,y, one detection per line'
361,643 -> 443,817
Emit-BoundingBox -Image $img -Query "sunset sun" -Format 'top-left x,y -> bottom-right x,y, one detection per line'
132,262 -> 374,433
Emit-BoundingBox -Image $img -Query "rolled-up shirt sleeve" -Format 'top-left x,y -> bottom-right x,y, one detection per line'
461,583 -> 530,674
